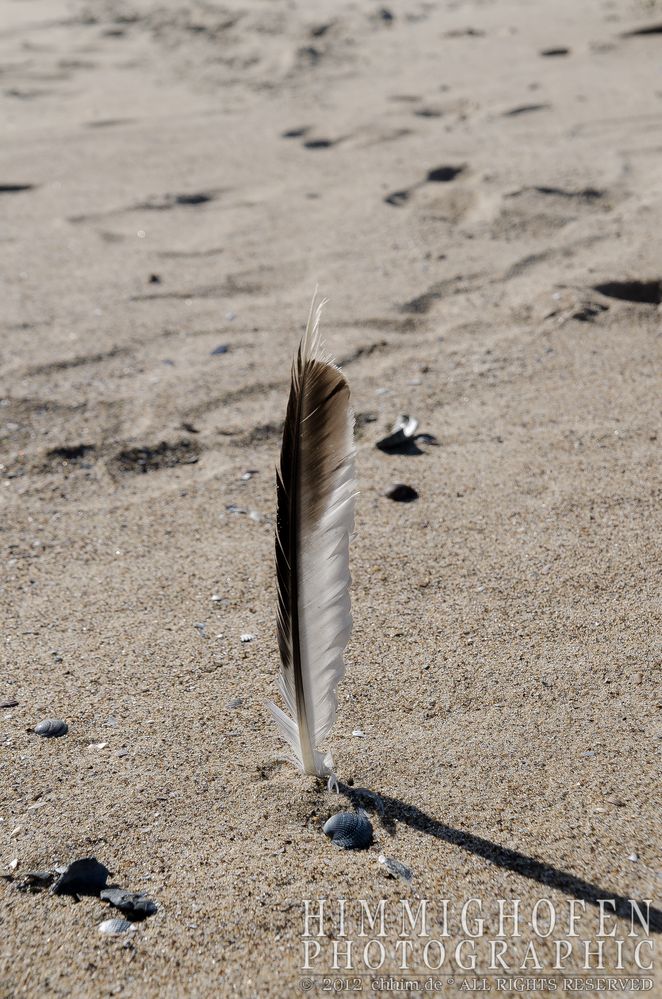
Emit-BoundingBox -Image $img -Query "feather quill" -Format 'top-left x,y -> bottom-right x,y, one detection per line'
268,295 -> 356,778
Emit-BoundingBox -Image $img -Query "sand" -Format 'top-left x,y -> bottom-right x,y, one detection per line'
1,0 -> 661,995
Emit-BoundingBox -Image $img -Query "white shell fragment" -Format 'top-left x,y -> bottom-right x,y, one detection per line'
99,918 -> 134,935
323,809 -> 373,850
376,414 -> 419,452
378,854 -> 413,884
240,633 -> 255,643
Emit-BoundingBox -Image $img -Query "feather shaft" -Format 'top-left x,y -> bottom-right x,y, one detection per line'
269,295 -> 356,777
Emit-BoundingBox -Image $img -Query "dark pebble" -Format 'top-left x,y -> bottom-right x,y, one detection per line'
210,344 -> 229,356
385,483 -> 419,502
52,857 -> 110,897
34,719 -> 68,738
0,699 -> 18,708
426,165 -> 465,182
101,887 -> 158,921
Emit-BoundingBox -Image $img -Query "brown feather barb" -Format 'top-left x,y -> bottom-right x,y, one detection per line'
268,296 -> 356,779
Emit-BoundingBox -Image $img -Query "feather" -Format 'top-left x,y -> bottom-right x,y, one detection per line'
268,294 -> 356,778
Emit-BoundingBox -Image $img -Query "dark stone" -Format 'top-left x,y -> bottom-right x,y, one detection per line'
52,858 -> 110,897
100,887 -> 157,921
385,483 -> 419,502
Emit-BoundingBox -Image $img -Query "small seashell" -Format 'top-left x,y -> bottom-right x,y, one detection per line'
240,633 -> 255,643
352,729 -> 365,738
323,809 -> 373,850
376,414 -> 419,452
99,918 -> 134,935
378,854 -> 413,884
34,719 -> 68,738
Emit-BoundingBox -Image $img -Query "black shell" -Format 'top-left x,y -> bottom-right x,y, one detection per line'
323,809 -> 373,850
34,718 -> 68,738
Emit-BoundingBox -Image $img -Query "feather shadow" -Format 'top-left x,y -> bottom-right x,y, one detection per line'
337,783 -> 662,933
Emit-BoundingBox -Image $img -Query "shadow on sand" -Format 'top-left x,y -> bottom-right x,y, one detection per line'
336,783 -> 661,934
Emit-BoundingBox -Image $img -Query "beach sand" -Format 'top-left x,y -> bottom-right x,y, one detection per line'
1,0 -> 660,995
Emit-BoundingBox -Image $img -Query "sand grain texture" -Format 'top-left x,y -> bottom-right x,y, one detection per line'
1,0 -> 660,996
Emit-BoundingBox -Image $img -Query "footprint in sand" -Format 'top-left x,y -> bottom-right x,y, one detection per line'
384,164 -> 467,207
491,184 -> 608,242
110,440 -> 201,476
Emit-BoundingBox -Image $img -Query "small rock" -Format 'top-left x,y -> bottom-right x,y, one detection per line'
210,344 -> 229,356
33,719 -> 68,738
52,857 -> 110,897
352,729 -> 366,738
628,853 -> 639,863
100,887 -> 157,921
384,483 -> 419,502
0,699 -> 18,708
99,918 -> 134,935
240,633 -> 255,643
426,165 -> 465,183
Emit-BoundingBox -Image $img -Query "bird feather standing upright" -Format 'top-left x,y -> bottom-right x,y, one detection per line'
268,294 -> 356,780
